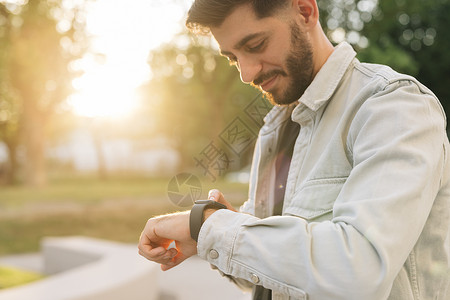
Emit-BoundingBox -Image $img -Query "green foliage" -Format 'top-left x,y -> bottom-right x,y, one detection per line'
361,0 -> 450,115
357,40 -> 419,75
318,0 -> 450,116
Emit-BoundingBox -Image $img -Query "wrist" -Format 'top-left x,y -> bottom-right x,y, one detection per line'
189,200 -> 227,242
203,208 -> 218,222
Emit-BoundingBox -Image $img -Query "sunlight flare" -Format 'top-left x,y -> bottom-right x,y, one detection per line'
68,0 -> 185,118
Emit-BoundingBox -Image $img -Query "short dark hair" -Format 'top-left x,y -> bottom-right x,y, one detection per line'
186,0 -> 288,34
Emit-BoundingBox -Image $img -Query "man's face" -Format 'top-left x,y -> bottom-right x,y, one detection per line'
211,4 -> 314,105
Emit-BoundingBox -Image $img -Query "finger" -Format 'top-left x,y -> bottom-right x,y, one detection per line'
208,189 -> 221,201
155,251 -> 179,265
139,247 -> 178,265
208,189 -> 228,204
158,247 -> 178,263
167,247 -> 178,257
138,228 -> 160,253
208,189 -> 237,212
138,236 -> 164,255
160,252 -> 189,271
137,241 -> 155,259
139,245 -> 173,261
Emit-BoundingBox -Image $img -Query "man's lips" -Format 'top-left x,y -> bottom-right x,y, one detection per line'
260,75 -> 278,92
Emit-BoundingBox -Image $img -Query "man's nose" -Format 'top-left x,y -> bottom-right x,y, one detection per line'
238,56 -> 262,84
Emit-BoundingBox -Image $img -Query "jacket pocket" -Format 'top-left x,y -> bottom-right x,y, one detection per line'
283,177 -> 347,221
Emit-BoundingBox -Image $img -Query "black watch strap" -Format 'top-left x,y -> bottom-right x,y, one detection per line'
190,200 -> 227,242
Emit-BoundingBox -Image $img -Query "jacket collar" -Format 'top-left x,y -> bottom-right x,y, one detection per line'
296,42 -> 356,112
261,104 -> 297,134
262,42 -> 356,131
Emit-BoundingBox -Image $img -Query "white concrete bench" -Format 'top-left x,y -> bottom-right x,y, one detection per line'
0,236 -> 159,300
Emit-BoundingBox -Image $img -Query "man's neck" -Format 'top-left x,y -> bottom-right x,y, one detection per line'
311,25 -> 335,78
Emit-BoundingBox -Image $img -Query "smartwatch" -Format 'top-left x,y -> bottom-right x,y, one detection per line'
190,200 -> 227,242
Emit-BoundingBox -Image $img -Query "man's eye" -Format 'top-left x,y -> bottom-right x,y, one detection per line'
248,40 -> 265,52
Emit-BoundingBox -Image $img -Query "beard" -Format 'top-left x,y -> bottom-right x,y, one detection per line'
253,23 -> 314,106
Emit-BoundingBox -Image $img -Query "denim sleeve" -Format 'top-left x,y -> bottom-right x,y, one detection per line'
197,79 -> 448,300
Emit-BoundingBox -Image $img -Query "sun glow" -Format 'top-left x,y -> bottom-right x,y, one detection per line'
68,71 -> 140,118
68,0 -> 186,118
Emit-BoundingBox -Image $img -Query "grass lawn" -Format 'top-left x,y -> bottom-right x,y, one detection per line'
0,175 -> 248,255
0,266 -> 44,289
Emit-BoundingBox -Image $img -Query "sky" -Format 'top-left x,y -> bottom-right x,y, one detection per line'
68,0 -> 193,118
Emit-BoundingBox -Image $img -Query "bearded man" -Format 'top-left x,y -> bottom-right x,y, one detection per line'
139,1 -> 450,299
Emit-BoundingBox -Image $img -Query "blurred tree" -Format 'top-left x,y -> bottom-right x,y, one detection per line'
0,82 -> 20,184
318,0 -> 450,118
0,4 -> 20,184
144,33 -> 262,173
0,0 -> 88,186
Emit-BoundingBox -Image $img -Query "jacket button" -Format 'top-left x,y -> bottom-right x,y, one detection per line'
250,273 -> 260,284
209,249 -> 219,259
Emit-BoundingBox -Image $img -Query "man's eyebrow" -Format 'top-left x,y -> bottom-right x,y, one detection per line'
219,32 -> 266,57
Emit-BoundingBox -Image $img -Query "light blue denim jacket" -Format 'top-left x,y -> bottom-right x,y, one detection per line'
197,42 -> 450,300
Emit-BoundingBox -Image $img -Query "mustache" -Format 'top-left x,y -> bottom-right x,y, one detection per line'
253,69 -> 287,86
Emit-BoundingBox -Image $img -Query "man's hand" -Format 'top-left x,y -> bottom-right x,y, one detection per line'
138,189 -> 234,271
138,211 -> 197,271
204,189 -> 238,221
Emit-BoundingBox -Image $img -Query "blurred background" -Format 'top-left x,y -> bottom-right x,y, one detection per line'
0,0 -> 449,296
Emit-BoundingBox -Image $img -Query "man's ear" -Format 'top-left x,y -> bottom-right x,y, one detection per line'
292,0 -> 319,27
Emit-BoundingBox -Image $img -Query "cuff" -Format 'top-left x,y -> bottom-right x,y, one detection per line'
196,209 -> 257,273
